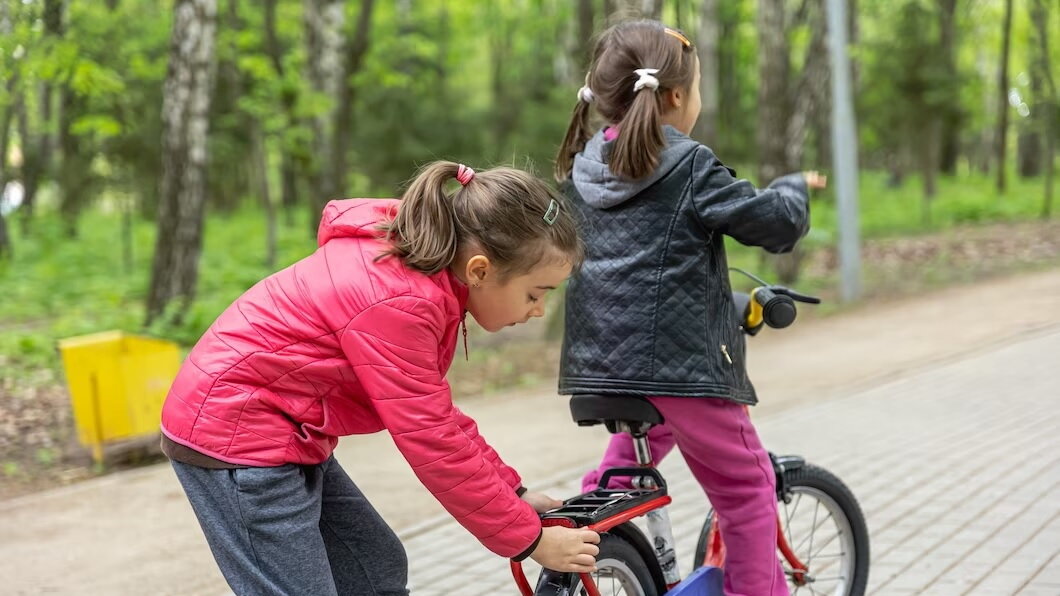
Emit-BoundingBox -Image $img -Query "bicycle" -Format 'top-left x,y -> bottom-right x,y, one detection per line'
511,271 -> 870,596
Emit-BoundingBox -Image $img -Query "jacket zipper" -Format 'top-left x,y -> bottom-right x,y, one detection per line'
461,313 -> 469,361
720,344 -> 733,365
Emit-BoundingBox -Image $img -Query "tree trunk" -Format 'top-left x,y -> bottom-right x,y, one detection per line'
675,0 -> 688,30
326,0 -> 375,211
921,121 -> 939,202
756,0 -> 792,183
19,0 -> 63,227
757,0 -> 802,282
49,0 -> 89,238
122,193 -> 134,273
693,0 -> 720,145
995,0 -> 1013,193
253,126 -> 277,269
1030,0 -> 1056,217
263,0 -> 299,223
576,0 -> 594,73
146,0 -> 218,325
208,0 -> 247,213
1019,14 -> 1045,179
716,5 -> 741,157
0,204 -> 10,260
937,0 -> 960,175
16,91 -> 40,233
0,76 -> 15,260
303,0 -> 345,232
489,4 -> 521,152
1018,131 -> 1042,177
1,1 -> 16,257
976,47 -> 994,175
57,86 -> 88,238
785,0 -> 828,169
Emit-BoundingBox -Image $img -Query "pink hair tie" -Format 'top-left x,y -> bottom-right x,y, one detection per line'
456,164 -> 475,186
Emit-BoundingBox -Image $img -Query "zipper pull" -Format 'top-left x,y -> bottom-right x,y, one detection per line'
720,344 -> 733,364
461,314 -> 469,361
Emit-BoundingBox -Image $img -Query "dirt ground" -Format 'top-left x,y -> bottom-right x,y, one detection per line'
2,267 -> 1059,595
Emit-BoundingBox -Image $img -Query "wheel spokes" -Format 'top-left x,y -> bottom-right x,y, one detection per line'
779,486 -> 857,596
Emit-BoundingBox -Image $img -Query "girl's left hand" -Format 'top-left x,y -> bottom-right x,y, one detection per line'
803,170 -> 828,190
521,490 -> 563,513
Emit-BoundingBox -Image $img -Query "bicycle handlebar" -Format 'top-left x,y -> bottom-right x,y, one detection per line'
730,268 -> 820,334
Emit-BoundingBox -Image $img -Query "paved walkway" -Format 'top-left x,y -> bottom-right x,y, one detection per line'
400,328 -> 1060,595
2,285 -> 1058,595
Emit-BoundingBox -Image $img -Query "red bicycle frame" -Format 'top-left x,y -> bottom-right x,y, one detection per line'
512,488 -> 812,594
510,494 -> 674,596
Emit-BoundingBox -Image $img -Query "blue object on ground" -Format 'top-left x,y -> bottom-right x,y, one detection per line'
663,565 -> 725,595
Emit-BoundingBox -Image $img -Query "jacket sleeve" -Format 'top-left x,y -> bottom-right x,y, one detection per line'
452,406 -> 524,492
690,146 -> 810,253
339,296 -> 541,558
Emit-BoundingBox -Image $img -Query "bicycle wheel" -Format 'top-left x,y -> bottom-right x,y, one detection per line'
535,533 -> 659,596
692,464 -> 870,596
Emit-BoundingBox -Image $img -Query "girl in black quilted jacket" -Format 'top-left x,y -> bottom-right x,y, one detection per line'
555,20 -> 826,596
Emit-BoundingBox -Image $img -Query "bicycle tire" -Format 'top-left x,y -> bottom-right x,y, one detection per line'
534,533 -> 660,596
692,463 -> 870,596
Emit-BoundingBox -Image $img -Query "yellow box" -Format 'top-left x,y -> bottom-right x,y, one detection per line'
57,331 -> 180,463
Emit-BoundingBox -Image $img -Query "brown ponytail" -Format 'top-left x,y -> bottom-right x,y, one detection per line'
611,84 -> 665,179
379,161 -> 461,275
380,161 -> 583,277
555,97 -> 594,182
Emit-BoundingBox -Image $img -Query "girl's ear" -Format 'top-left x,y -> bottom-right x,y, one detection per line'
666,87 -> 684,110
464,254 -> 493,286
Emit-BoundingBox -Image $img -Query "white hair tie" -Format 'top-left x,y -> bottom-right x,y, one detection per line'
577,85 -> 595,103
633,68 -> 660,93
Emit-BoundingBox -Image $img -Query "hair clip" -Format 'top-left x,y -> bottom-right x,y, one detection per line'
543,199 -> 559,225
664,28 -> 692,48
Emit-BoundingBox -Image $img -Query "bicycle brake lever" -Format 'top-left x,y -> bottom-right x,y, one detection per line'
773,287 -> 822,304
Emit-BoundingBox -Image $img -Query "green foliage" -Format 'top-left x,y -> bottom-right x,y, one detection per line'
859,0 -> 962,166
2,0 -> 1058,387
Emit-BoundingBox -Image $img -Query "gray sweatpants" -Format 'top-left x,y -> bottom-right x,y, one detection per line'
171,456 -> 409,596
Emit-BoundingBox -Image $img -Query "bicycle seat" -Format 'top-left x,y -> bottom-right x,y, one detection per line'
569,394 -> 664,429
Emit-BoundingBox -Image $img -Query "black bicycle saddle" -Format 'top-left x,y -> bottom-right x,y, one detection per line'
569,394 -> 664,429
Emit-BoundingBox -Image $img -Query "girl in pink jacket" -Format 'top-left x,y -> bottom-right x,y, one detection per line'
161,161 -> 598,595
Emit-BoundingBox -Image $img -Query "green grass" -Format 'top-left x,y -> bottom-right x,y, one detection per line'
1,205 -> 318,379
0,169 -> 1054,384
805,169 -> 1051,243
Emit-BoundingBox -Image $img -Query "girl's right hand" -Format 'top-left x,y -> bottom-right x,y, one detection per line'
530,526 -> 601,573
804,170 -> 828,190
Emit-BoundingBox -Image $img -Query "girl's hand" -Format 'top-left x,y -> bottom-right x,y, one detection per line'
530,526 -> 601,573
521,490 -> 563,514
804,170 -> 828,190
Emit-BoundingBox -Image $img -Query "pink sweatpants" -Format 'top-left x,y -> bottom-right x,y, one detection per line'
581,397 -> 789,596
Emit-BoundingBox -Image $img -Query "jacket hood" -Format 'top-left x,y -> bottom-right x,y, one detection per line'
316,199 -> 399,247
572,125 -> 699,209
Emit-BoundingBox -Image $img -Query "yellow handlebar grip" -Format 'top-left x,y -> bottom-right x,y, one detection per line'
746,287 -> 765,329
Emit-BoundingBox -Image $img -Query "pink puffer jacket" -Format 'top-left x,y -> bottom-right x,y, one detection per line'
161,199 -> 541,557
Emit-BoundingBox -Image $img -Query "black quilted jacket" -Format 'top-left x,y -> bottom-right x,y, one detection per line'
559,126 -> 810,405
